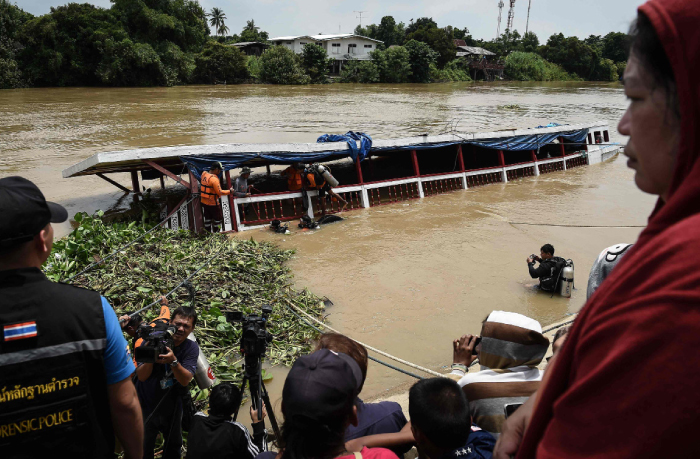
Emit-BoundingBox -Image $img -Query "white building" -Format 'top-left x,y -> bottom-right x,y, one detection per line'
268,33 -> 384,72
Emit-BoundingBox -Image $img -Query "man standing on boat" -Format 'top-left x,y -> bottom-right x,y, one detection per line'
527,244 -> 563,292
200,162 -> 230,227
0,177 -> 143,458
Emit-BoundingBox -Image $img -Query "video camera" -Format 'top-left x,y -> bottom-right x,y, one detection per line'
134,318 -> 176,364
226,305 -> 273,358
530,254 -> 542,263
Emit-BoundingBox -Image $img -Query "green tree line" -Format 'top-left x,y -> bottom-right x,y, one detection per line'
1,0 -> 627,89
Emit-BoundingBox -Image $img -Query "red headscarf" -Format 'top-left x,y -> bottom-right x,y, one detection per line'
517,0 -> 700,457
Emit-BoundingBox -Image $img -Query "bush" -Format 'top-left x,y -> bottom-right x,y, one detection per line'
339,60 -> 379,83
247,55 -> 261,80
372,46 -> 411,83
301,43 -> 332,83
258,45 -> 310,85
193,41 -> 249,84
430,59 -> 472,82
404,39 -> 437,83
615,61 -> 627,79
504,51 -> 576,81
590,58 -> 619,82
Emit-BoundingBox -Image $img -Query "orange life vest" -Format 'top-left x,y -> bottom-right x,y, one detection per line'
285,167 -> 303,191
200,171 -> 221,206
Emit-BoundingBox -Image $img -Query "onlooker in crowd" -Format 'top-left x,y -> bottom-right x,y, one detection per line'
586,243 -> 633,299
186,382 -> 267,459
449,311 -> 549,437
495,1 -> 700,456
526,244 -> 563,292
344,378 -> 495,459
277,349 -> 399,459
316,333 -> 409,454
0,177 -> 142,458
410,378 -> 495,459
200,161 -> 230,227
136,306 -> 200,459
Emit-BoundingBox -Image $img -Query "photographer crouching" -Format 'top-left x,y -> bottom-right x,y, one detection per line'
527,244 -> 561,292
135,306 -> 200,459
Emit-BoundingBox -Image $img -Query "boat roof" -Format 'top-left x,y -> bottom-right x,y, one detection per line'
62,122 -> 606,178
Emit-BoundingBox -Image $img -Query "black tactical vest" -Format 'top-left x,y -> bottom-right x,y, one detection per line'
0,268 -> 115,458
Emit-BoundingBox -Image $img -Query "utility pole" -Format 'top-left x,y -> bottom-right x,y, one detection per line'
497,1 -> 504,37
525,0 -> 532,34
354,10 -> 367,28
506,0 -> 516,32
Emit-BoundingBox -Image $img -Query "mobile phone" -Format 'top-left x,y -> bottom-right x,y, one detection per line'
504,403 -> 523,419
473,336 -> 482,349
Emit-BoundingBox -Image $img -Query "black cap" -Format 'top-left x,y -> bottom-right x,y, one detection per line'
211,161 -> 224,170
0,177 -> 68,247
282,349 -> 362,424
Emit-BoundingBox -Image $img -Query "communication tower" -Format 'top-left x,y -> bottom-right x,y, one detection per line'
525,0 -> 532,34
354,10 -> 367,28
497,0 -> 504,37
506,0 -> 516,32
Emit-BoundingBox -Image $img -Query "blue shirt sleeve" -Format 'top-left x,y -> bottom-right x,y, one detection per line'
101,297 -> 135,384
178,339 -> 199,376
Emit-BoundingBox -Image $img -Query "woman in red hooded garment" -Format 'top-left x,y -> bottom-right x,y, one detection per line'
494,0 -> 700,457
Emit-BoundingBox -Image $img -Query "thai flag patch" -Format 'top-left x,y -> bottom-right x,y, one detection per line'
4,322 -> 38,341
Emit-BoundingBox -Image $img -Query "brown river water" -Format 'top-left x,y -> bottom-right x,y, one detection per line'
0,82 -> 656,411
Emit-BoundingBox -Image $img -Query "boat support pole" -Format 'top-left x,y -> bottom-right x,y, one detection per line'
356,157 -> 370,208
143,160 -> 191,189
97,173 -> 132,194
411,150 -> 424,199
457,145 -> 467,189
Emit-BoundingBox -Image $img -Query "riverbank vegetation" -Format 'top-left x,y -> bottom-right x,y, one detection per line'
44,211 -> 324,401
2,0 -> 627,89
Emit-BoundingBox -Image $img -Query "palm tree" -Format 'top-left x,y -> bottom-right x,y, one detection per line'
209,8 -> 227,38
217,24 -> 230,38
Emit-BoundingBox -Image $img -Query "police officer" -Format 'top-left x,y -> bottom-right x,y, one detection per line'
0,177 -> 143,458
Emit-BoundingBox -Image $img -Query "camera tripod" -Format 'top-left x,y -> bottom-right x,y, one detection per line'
233,354 -> 281,440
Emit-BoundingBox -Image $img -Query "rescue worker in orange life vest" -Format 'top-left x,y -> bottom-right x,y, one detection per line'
199,161 -> 230,224
281,163 -> 305,191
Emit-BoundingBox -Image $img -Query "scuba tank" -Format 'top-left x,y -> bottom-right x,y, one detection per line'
187,333 -> 216,389
559,260 -> 575,298
314,164 -> 339,187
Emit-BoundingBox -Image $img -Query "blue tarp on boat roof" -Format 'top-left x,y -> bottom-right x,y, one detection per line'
180,128 -> 588,179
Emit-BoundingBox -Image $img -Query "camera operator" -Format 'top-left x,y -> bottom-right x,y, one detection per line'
135,306 -> 199,459
0,177 -> 142,458
527,244 -> 560,292
186,382 -> 268,459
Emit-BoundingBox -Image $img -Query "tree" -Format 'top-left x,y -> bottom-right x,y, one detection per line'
590,57 -> 619,81
406,17 -> 438,36
376,16 -> 405,47
404,39 -> 437,83
240,19 -> 269,43
602,32 -> 628,63
538,33 -> 599,79
193,41 -> 249,84
521,32 -> 539,53
339,60 -> 379,83
0,0 -> 33,88
209,8 -> 227,39
258,45 -> 310,84
452,27 -> 470,40
301,43 -> 332,83
371,47 -> 411,83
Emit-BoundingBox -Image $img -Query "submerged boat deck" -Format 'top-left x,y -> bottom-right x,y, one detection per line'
63,123 -> 621,233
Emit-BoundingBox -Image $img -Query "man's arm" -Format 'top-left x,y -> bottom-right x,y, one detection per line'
345,423 -> 415,452
108,376 -> 144,459
214,176 -> 231,196
528,261 -> 547,279
136,363 -> 153,382
156,347 -> 194,386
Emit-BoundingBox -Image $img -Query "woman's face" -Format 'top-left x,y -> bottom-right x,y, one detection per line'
618,54 -> 681,201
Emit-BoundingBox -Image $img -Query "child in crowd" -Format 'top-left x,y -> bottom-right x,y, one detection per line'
186,383 -> 267,459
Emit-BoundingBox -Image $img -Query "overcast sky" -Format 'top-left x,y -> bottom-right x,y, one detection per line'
22,0 -> 642,41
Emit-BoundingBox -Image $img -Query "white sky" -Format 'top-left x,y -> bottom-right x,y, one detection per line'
20,0 -> 643,41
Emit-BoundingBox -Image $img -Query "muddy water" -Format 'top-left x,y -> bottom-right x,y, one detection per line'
0,82 -> 655,413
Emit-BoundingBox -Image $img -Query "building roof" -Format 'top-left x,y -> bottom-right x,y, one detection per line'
454,39 -> 467,47
229,42 -> 269,47
269,33 -> 383,43
457,45 -> 496,56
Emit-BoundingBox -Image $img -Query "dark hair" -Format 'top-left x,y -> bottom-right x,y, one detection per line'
629,12 -> 680,119
552,325 -> 571,344
315,333 -> 368,391
209,383 -> 242,418
541,244 -> 554,256
409,378 -> 471,451
172,306 -> 198,328
279,399 -> 353,459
